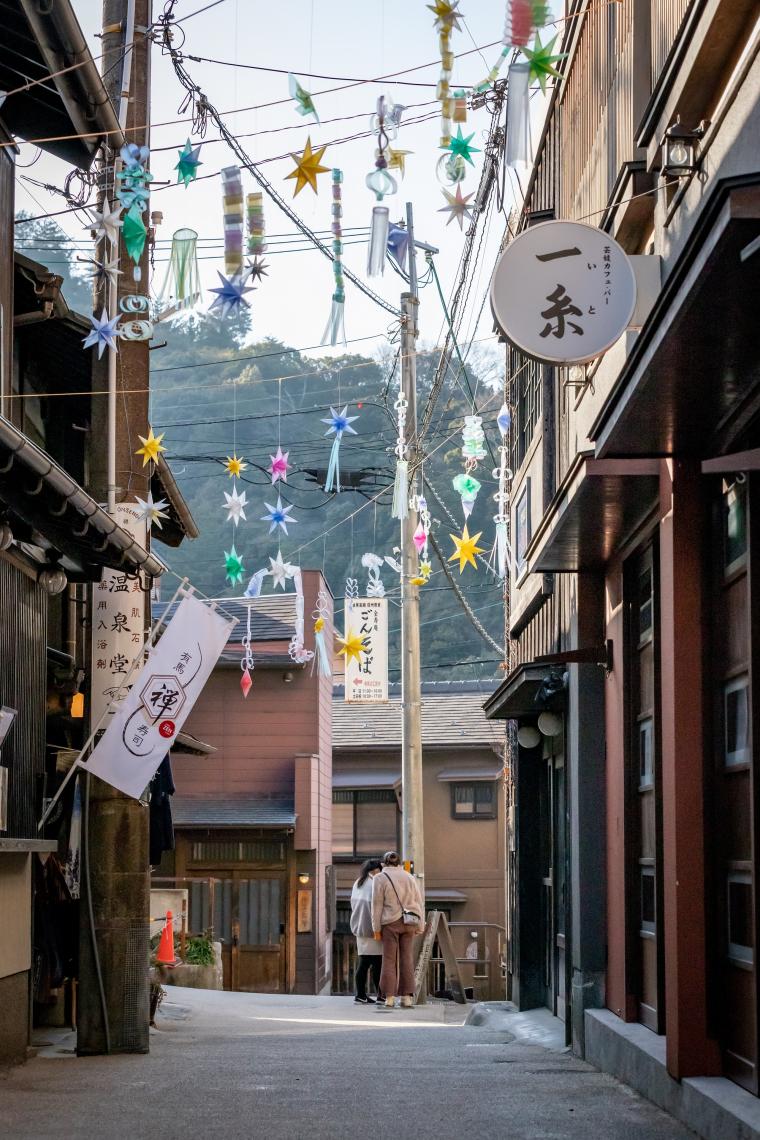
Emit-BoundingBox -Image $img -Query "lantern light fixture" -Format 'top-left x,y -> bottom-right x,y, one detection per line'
516,724 -> 541,749
661,117 -> 708,179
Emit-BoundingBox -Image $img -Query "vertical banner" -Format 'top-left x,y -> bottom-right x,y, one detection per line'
344,597 -> 388,703
86,595 -> 235,798
90,503 -> 147,727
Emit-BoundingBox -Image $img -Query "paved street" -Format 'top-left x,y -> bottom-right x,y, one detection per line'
0,990 -> 693,1140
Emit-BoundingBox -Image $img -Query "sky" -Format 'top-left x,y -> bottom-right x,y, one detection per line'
15,0 -> 561,356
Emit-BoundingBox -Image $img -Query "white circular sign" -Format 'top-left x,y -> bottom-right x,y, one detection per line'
490,220 -> 637,365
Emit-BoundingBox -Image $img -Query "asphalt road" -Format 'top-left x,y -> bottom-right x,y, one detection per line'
0,989 -> 694,1140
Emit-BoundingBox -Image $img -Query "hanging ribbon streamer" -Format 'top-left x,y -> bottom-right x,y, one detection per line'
367,206 -> 390,277
489,402 -> 513,581
322,405 -> 359,494
392,371 -> 409,520
324,169 -> 346,345
475,0 -> 549,91
311,591 -> 332,677
221,166 -> 245,277
241,605 -> 255,698
505,61 -> 532,167
290,568 -> 315,666
159,227 -> 202,310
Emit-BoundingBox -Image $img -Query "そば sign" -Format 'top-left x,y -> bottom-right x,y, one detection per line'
490,220 -> 637,365
344,597 -> 388,704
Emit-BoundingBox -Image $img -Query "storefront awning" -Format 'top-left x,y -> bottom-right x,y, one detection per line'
436,766 -> 503,782
527,455 -> 659,572
333,769 -> 400,790
483,663 -> 555,720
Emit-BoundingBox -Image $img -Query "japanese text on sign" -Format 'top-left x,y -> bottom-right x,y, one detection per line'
344,597 -> 388,704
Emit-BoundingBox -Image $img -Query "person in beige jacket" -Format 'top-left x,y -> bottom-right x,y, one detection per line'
371,851 -> 425,1010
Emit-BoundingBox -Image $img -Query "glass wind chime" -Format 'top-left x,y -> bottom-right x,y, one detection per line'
366,96 -> 398,278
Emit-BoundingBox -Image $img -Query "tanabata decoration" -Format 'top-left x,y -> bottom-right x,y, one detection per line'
268,446 -> 291,484
122,207 -> 148,278
82,309 -> 121,358
289,73 -> 319,122
438,185 -> 475,230
224,544 -> 245,586
324,169 -> 346,346
221,166 -> 245,275
285,136 -> 330,197
246,192 -> 268,281
462,414 -> 487,464
322,405 -> 358,494
453,89 -> 468,123
413,524 -> 427,553
208,271 -> 254,319
311,592 -> 332,677
89,198 -> 122,246
133,491 -> 170,531
345,577 -> 359,599
453,472 -> 481,519
366,98 -> 398,278
159,228 -> 202,311
289,567 -> 314,666
175,138 -> 202,187
244,568 -> 268,598
448,126 -> 480,167
116,144 -> 152,281
361,552 -> 386,598
489,402 -> 513,581
268,549 -> 296,591
336,626 -> 368,666
135,428 -> 166,467
240,605 -> 254,698
82,255 -> 121,289
391,372 -> 409,521
428,1 -> 464,148
410,496 -> 433,586
223,484 -> 247,525
225,454 -> 247,477
118,294 -> 153,343
505,61 -> 531,167
522,32 -> 565,93
474,0 -> 549,92
386,224 -> 410,272
387,147 -> 412,178
261,496 -> 296,535
448,523 -> 485,573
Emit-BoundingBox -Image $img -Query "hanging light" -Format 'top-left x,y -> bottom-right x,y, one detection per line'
660,117 -> 708,178
538,711 -> 562,738
0,522 -> 13,551
38,565 -> 68,596
516,724 -> 541,749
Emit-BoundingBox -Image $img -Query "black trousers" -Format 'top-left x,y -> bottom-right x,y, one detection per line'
355,953 -> 383,999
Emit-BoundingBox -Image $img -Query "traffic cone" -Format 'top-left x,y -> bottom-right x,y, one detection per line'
156,910 -> 176,966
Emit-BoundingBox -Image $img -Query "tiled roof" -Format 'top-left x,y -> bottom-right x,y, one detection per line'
157,596 -> 296,644
332,681 -> 504,750
171,794 -> 296,828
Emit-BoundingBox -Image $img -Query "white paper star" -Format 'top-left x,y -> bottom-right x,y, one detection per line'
133,492 -> 170,530
88,198 -> 123,246
223,484 -> 247,526
268,550 -> 297,590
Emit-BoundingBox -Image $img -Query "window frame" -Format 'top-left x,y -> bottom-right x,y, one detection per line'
723,674 -> 750,769
332,788 -> 400,859
449,781 -> 497,821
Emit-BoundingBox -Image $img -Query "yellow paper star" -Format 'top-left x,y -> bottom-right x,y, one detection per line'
388,147 -> 412,178
427,0 -> 464,30
285,136 -> 330,196
410,576 -> 429,586
448,524 -> 485,573
224,454 -> 247,478
135,428 -> 166,467
336,627 -> 368,665
314,616 -> 325,633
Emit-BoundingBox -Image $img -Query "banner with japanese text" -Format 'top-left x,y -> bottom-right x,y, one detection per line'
344,597 -> 388,704
86,594 -> 235,798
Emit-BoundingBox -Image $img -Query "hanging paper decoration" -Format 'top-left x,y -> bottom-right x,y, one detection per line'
224,544 -> 245,586
410,495 -> 433,587
261,496 -> 296,535
223,484 -> 247,525
133,492 -> 169,530
81,255 -> 121,289
391,374 -> 409,521
336,626 -> 368,666
462,414 -> 487,464
387,147 -> 412,178
121,207 -> 148,277
268,549 -> 297,590
387,224 -> 410,272
522,32 -> 566,93
208,271 -> 254,319
453,472 -> 482,519
135,428 -> 166,467
116,144 -> 151,281
367,206 -> 390,278
438,185 -> 475,230
475,0 -> 550,91
289,567 -> 314,666
221,166 -> 245,276
289,73 -> 319,122
345,577 -> 359,599
88,198 -> 122,246
505,61 -> 532,167
160,227 -> 202,311
489,402 -> 513,581
428,1 -> 463,148
117,294 -> 153,343
225,454 -> 247,477
324,169 -> 346,346
453,89 -> 468,124
240,605 -> 254,698
286,137 -> 330,196
244,568 -> 268,598
448,127 -> 480,168
322,405 -> 359,494
175,138 -> 202,187
449,523 -> 485,573
413,525 -> 427,554
82,309 -> 121,358
311,592 -> 332,677
268,446 -> 291,484
361,553 -> 386,598
366,97 -> 398,279
246,191 -> 268,281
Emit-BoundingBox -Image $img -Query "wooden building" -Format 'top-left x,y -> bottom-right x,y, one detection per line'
332,681 -> 507,1001
156,578 -> 334,996
485,1 -> 760,1133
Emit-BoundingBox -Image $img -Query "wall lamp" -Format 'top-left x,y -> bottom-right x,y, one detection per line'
661,117 -> 709,179
38,564 -> 68,596
298,873 -> 311,885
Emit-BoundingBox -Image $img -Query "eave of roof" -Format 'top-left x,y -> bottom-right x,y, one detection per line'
151,455 -> 200,549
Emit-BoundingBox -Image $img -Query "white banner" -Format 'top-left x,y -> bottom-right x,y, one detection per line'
344,597 -> 388,704
86,594 -> 235,798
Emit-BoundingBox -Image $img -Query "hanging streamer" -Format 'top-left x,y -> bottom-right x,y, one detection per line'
289,568 -> 315,666
324,169 -> 346,345
489,402 -> 513,581
159,227 -> 202,310
322,405 -> 359,494
367,206 -> 390,278
311,591 -> 332,677
505,61 -> 532,167
391,370 -> 409,520
246,192 -> 269,281
240,605 -> 254,698
221,166 -> 245,277
475,0 -> 550,91
429,1 -> 464,148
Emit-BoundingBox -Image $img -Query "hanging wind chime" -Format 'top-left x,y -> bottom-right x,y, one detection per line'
324,169 -> 346,345
366,96 -> 398,278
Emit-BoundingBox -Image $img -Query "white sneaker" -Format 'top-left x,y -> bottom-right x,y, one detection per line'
401,997 -> 414,1008
377,998 -> 397,1011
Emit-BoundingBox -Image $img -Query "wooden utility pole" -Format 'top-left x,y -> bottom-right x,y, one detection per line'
78,0 -> 153,1056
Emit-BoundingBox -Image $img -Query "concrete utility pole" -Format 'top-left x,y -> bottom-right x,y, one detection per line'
78,0 -> 153,1056
400,202 -> 424,890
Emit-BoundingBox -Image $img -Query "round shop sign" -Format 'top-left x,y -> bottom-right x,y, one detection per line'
158,720 -> 175,739
490,220 -> 637,365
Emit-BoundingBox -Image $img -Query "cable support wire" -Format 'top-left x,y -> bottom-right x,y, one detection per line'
426,527 -> 505,659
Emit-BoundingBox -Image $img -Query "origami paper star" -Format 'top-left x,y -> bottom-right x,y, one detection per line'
246,256 -> 269,282
314,616 -> 325,632
449,525 -> 485,572
268,446 -> 291,484
427,0 -> 464,31
453,472 -> 481,500
289,73 -> 320,123
261,496 -> 296,535
522,32 -> 566,93
133,492 -> 170,530
224,544 -> 245,586
89,198 -> 122,246
438,185 -> 476,230
83,256 -> 122,289
387,147 -> 412,178
497,402 -> 512,436
208,271 -> 254,319
285,136 -> 330,197
448,127 -> 481,167
322,405 -> 359,437
336,627 -> 368,666
413,523 -> 428,553
135,428 -> 166,467
419,559 -> 433,579
224,454 -> 247,478
175,139 -> 203,186
122,204 -> 148,263
82,309 -> 121,358
268,549 -> 297,590
223,484 -> 248,526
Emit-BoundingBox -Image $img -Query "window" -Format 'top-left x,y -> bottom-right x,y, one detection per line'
514,481 -> 531,574
638,562 -> 653,644
727,873 -> 753,965
509,347 -> 542,471
639,719 -> 653,788
723,478 -> 747,574
451,782 -> 496,819
640,867 -> 656,934
724,676 -> 749,768
332,789 -> 399,858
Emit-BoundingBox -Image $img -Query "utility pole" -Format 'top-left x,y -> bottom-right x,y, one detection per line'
78,0 -> 153,1055
400,202 -> 424,891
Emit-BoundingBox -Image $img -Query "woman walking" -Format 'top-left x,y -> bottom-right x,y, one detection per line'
372,851 -> 425,1010
350,858 -> 383,1004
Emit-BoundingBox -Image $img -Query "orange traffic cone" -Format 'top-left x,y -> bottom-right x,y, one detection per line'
156,910 -> 176,966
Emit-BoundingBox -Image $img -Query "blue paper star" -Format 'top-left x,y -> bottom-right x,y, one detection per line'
82,308 -> 121,358
321,405 -> 359,437
208,271 -> 254,319
261,496 -> 297,535
175,139 -> 203,186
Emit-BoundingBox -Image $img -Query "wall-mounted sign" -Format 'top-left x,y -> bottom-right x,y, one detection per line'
344,597 -> 388,704
490,220 -> 637,365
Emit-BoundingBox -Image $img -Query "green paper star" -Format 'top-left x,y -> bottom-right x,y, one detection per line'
175,139 -> 202,187
522,32 -> 566,94
122,204 -> 147,264
447,127 -> 481,167
224,544 -> 245,586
